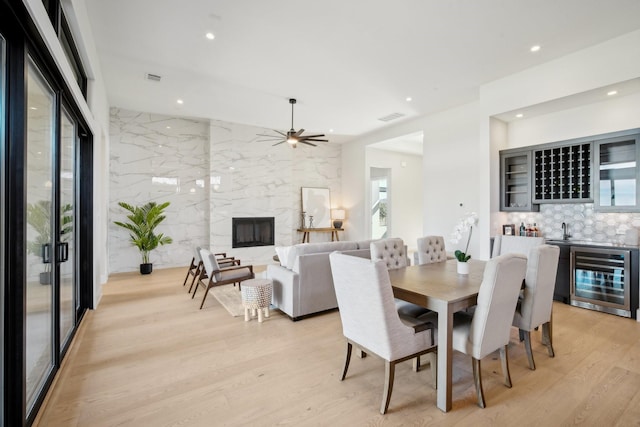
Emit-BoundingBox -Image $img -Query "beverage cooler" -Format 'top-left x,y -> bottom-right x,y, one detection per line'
570,246 -> 638,319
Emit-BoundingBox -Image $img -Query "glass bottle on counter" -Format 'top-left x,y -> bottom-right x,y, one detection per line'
519,222 -> 526,236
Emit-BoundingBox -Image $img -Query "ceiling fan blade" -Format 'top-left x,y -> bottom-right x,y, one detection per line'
300,141 -> 317,147
273,130 -> 287,137
257,133 -> 282,138
300,133 -> 325,138
301,138 -> 328,142
272,141 -> 287,146
294,128 -> 305,136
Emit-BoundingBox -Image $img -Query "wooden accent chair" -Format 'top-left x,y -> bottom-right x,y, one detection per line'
182,246 -> 236,293
329,252 -> 437,414
512,244 -> 560,370
193,249 -> 254,309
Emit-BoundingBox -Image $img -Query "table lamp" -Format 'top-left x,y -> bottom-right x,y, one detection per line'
332,209 -> 345,229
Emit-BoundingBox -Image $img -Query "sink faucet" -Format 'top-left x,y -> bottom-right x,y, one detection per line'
561,222 -> 571,240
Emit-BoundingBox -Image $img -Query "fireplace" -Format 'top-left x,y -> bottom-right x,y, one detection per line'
232,217 -> 275,248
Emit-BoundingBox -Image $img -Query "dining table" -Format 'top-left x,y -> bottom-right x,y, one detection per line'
388,258 -> 486,412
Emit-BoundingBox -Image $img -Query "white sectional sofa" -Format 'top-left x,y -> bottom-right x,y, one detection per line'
267,240 -> 373,320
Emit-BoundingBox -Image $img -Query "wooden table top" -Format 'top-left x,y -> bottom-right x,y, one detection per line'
388,259 -> 485,308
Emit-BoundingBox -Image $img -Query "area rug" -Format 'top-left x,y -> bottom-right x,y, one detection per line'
209,285 -> 244,317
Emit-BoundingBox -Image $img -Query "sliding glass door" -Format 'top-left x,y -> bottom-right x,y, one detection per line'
25,57 -> 55,413
59,107 -> 77,352
0,32 -> 6,425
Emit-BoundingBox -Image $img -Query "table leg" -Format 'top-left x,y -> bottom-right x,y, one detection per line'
302,232 -> 309,243
436,306 -> 454,412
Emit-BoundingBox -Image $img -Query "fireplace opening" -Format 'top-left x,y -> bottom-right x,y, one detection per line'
232,217 -> 275,248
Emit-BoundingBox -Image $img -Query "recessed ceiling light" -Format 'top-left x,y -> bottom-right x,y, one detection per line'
530,45 -> 541,52
177,99 -> 184,104
166,126 -> 171,129
329,128 -> 334,133
607,90 -> 618,96
406,97 -> 412,102
205,32 -> 215,40
516,113 -> 524,118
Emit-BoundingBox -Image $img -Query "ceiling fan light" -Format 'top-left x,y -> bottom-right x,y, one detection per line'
287,137 -> 298,145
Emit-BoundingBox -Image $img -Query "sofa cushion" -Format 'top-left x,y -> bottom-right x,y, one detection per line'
286,241 -> 359,270
274,246 -> 291,266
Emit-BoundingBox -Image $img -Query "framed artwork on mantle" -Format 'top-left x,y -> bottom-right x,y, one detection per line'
301,187 -> 331,228
502,224 -> 515,235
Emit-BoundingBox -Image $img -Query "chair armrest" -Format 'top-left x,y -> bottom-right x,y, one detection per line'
214,252 -> 228,258
214,264 -> 253,275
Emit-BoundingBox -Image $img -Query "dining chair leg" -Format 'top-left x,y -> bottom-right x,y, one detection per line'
500,345 -> 512,388
412,356 -> 421,372
341,342 -> 353,380
187,264 -> 201,293
472,357 -> 486,408
522,330 -> 536,370
381,361 -> 396,414
542,321 -> 555,357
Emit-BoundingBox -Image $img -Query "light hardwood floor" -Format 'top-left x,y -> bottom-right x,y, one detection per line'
35,266 -> 640,426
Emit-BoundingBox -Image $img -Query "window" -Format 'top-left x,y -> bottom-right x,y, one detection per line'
59,10 -> 87,97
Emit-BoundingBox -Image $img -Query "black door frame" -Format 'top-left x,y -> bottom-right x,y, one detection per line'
1,1 -> 94,425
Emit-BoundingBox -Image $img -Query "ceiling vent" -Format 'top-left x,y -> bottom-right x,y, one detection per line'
377,112 -> 405,122
145,73 -> 162,82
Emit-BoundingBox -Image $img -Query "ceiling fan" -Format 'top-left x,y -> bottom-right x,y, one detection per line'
257,98 -> 328,148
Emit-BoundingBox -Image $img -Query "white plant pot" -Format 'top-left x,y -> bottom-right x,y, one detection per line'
457,261 -> 469,275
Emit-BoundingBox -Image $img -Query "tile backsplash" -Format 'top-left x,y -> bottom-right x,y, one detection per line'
506,204 -> 640,244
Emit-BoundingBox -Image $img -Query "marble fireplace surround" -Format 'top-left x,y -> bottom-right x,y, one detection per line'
109,108 -> 342,274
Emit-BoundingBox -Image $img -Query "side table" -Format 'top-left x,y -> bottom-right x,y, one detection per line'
297,227 -> 344,243
240,279 -> 273,322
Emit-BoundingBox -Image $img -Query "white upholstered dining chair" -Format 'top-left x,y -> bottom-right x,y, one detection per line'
492,235 -> 544,258
422,253 -> 527,408
455,253 -> 526,407
415,235 -> 447,265
512,244 -> 560,370
329,252 -> 437,414
371,238 -> 431,323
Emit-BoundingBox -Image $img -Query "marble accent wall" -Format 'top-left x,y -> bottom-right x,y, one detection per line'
506,203 -> 640,244
209,119 -> 342,266
109,108 -> 342,273
109,109 -> 210,273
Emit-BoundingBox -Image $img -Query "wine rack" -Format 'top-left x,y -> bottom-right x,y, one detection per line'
533,143 -> 592,202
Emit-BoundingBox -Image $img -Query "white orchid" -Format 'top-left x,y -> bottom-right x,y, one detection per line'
450,212 -> 478,261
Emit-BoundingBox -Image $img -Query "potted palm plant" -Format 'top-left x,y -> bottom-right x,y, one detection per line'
114,201 -> 173,274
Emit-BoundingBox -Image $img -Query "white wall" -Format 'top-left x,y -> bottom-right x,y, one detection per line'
343,30 -> 640,260
343,102 -> 483,258
109,109 -> 343,271
365,148 -> 422,250
505,92 -> 640,149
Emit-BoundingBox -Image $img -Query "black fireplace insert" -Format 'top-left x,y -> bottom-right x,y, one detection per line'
232,217 -> 275,248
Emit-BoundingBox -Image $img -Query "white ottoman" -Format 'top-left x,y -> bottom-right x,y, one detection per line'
241,279 -> 273,322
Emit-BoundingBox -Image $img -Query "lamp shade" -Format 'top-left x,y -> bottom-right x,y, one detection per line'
332,209 -> 346,220
332,209 -> 346,229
